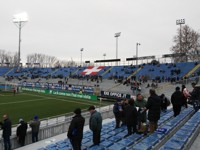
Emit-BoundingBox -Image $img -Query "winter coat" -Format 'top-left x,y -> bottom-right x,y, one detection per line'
67,114 -> 85,139
171,91 -> 184,106
1,118 -> 12,138
146,94 -> 161,122
29,120 -> 40,133
89,111 -> 102,131
124,105 -> 138,125
134,99 -> 147,108
17,121 -> 28,138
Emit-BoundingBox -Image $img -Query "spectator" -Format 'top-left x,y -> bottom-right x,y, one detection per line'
67,108 -> 85,150
124,99 -> 138,136
190,82 -> 200,102
159,94 -> 170,112
181,85 -> 190,108
134,94 -> 147,132
88,106 -> 102,145
29,115 -> 41,143
171,87 -> 184,117
144,89 -> 161,133
17,118 -> 28,147
0,114 -> 12,150
113,99 -> 123,128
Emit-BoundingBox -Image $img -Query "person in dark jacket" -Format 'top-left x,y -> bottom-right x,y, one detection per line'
144,89 -> 161,133
88,105 -> 102,145
17,118 -> 28,147
0,114 -> 12,150
159,94 -> 169,112
113,99 -> 123,128
124,99 -> 138,136
29,115 -> 40,143
171,86 -> 184,117
67,108 -> 85,150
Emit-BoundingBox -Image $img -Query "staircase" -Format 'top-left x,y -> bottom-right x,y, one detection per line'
183,64 -> 200,78
50,68 -> 60,76
101,66 -> 113,76
127,67 -> 142,80
4,67 -> 15,76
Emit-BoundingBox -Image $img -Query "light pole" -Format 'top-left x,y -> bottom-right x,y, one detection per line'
136,43 -> 140,66
103,53 -> 106,66
13,12 -> 28,66
114,32 -> 121,65
176,19 -> 185,53
80,48 -> 84,66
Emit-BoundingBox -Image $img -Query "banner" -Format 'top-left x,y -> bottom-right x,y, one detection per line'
21,87 -> 97,100
101,91 -> 130,99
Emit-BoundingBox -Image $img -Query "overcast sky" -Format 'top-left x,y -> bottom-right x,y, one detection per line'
0,0 -> 200,63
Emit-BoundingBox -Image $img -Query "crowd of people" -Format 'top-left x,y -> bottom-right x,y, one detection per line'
0,82 -> 199,150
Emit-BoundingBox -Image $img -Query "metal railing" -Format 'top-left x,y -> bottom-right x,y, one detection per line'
0,105 -> 114,150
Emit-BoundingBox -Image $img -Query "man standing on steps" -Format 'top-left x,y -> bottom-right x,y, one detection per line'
144,89 -> 161,133
171,86 -> 184,117
67,108 -> 85,150
0,114 -> 12,150
88,105 -> 102,145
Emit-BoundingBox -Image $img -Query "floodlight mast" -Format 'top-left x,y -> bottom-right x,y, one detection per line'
114,32 -> 121,66
13,18 -> 28,66
80,48 -> 84,66
136,43 -> 141,66
176,19 -> 185,60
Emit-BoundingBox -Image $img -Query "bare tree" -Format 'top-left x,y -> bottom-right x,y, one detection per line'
0,50 -> 18,67
26,53 -> 59,67
171,25 -> 200,62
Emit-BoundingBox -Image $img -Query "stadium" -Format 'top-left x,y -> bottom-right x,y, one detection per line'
0,56 -> 200,150
1,1 -> 200,150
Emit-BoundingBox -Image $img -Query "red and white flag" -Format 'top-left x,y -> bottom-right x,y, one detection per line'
81,66 -> 104,75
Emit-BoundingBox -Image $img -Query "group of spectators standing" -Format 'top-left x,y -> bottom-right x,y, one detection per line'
113,83 -> 200,137
0,115 -> 40,150
113,89 -> 163,136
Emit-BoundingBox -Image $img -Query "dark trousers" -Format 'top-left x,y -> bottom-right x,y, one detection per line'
127,123 -> 137,135
114,113 -> 121,128
32,132 -> 39,143
3,136 -> 11,150
93,130 -> 101,145
70,138 -> 82,150
173,105 -> 181,117
18,136 -> 26,146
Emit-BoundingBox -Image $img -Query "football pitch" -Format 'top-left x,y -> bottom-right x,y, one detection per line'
0,91 -> 112,125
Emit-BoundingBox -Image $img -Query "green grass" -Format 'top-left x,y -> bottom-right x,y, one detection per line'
0,91 -> 112,125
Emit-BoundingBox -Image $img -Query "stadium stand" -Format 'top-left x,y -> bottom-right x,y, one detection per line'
1,61 -> 200,150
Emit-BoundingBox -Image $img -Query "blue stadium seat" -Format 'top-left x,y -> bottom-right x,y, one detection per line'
107,143 -> 126,150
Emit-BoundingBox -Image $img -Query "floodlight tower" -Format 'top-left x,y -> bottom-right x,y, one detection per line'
176,19 -> 185,54
13,12 -> 28,66
103,53 -> 106,66
114,32 -> 121,65
80,48 -> 84,66
136,43 -> 141,66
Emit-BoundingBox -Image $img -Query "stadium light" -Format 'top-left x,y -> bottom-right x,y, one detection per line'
176,19 -> 185,60
136,43 -> 141,66
13,12 -> 29,66
103,53 -> 106,66
114,32 -> 121,65
80,48 -> 84,66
